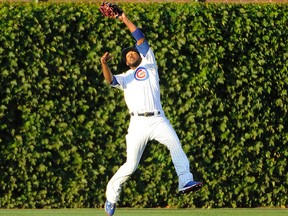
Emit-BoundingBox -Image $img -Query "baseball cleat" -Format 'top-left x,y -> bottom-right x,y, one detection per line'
105,200 -> 116,216
179,181 -> 203,194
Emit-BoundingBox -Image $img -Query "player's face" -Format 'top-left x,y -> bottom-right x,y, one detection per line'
126,51 -> 142,69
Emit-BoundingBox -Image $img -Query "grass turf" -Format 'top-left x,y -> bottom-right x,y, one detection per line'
0,208 -> 287,216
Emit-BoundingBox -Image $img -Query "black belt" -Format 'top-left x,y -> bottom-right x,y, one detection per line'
130,111 -> 160,117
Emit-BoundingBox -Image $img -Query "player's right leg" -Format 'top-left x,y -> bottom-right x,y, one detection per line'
105,130 -> 148,215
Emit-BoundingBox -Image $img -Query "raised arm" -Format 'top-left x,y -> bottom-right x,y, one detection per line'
100,8 -> 147,85
101,52 -> 113,84
119,13 -> 145,46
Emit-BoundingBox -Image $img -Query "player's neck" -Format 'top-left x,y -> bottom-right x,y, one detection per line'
130,66 -> 138,70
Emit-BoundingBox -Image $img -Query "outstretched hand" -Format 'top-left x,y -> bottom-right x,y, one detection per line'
101,52 -> 113,64
100,2 -> 123,19
117,12 -> 125,21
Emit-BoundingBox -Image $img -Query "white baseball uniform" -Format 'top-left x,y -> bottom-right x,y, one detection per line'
106,41 -> 194,203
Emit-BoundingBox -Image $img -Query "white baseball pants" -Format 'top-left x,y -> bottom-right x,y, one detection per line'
105,114 -> 193,203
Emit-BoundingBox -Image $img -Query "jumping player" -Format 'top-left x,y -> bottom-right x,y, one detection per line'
100,11 -> 203,216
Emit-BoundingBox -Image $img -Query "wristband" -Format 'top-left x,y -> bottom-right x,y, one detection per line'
132,28 -> 144,41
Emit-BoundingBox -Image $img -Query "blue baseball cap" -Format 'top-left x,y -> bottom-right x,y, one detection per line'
121,46 -> 140,62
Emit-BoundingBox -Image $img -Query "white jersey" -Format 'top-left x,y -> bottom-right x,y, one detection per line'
111,46 -> 163,113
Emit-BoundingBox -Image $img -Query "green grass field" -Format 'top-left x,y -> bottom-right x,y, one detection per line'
0,208 -> 287,216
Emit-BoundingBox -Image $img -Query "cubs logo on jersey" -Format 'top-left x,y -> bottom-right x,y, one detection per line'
134,67 -> 149,81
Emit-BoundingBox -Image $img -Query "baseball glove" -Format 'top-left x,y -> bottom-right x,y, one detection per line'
100,1 -> 123,18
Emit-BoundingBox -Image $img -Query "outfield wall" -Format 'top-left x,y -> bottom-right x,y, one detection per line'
0,2 -> 287,209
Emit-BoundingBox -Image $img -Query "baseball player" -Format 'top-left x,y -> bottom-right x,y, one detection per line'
100,8 -> 203,216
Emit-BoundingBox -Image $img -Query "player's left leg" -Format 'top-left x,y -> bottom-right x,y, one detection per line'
151,116 -> 202,193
